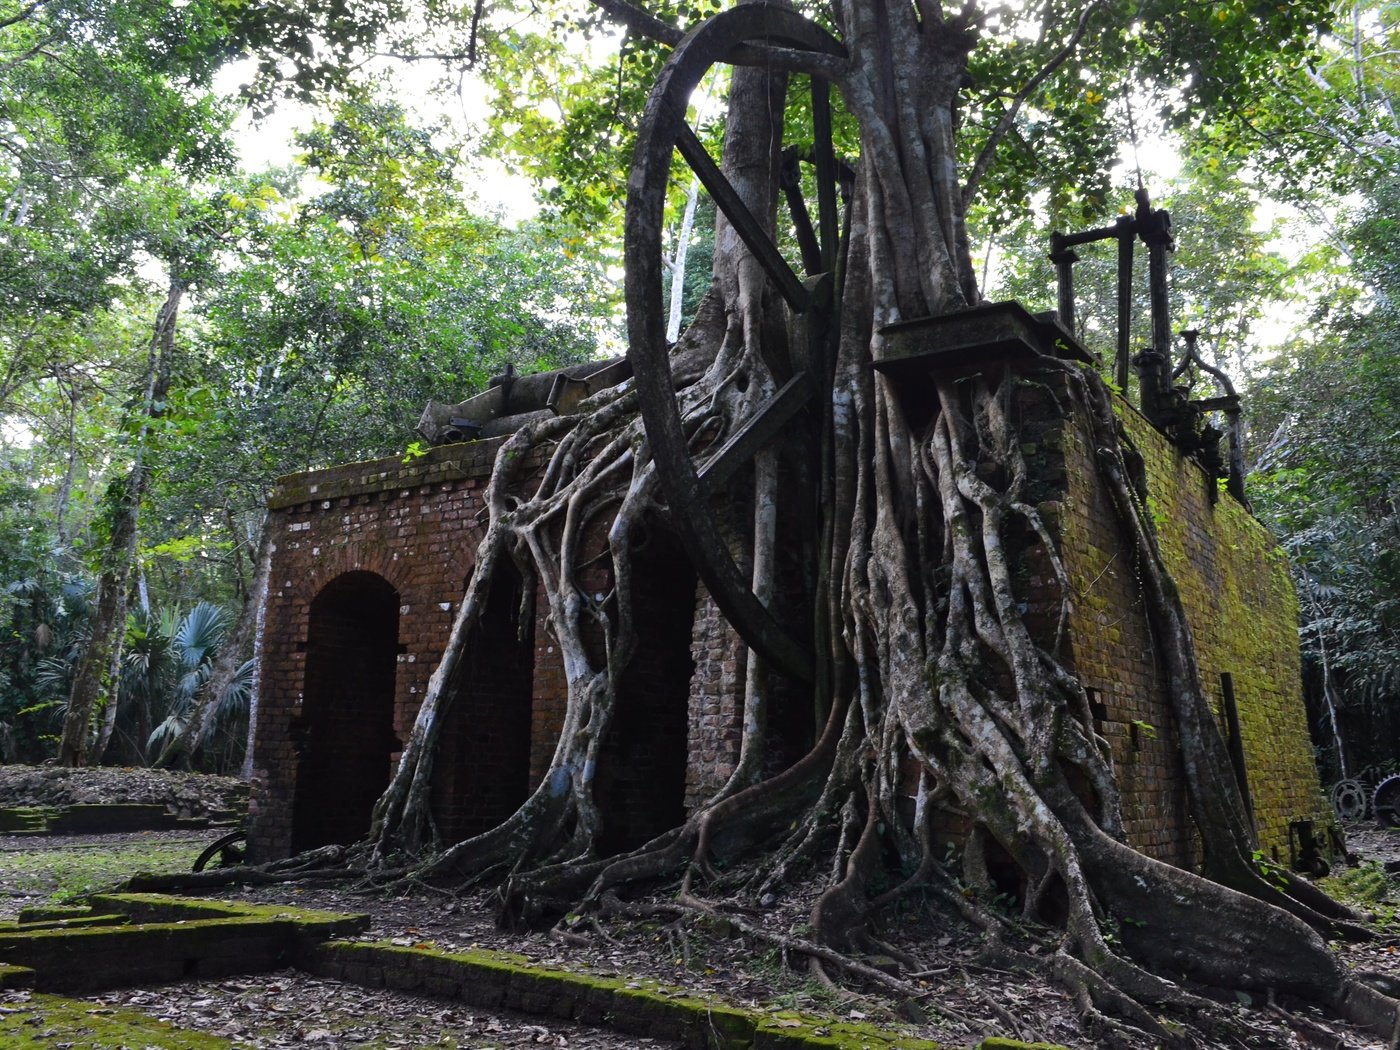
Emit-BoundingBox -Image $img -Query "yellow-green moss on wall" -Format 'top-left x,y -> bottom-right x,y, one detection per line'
1054,379 -> 1327,866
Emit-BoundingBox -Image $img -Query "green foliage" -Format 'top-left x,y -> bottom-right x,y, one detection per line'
184,93 -> 607,496
1188,0 -> 1400,203
1322,861 -> 1395,905
1250,179 -> 1400,771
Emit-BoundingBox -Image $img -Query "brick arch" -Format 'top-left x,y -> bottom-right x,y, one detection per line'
295,539 -> 406,608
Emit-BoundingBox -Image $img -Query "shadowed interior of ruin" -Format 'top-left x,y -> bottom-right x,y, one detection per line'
594,525 -> 696,856
433,564 -> 535,842
291,570 -> 401,853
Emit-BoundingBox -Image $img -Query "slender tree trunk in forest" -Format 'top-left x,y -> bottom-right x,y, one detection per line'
59,276 -> 183,767
347,2 -> 1400,1039
240,521 -> 272,782
666,177 -> 701,342
155,517 -> 273,770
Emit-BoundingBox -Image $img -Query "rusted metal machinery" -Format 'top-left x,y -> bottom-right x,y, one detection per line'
1049,190 -> 1250,506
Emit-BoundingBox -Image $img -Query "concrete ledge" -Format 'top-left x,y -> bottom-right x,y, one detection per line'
0,895 -> 1059,1048
0,803 -> 241,835
267,438 -> 509,508
0,962 -> 35,989
305,940 -> 946,1050
0,893 -> 369,993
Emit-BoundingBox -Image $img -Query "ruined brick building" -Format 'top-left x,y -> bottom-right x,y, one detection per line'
245,334 -> 1331,871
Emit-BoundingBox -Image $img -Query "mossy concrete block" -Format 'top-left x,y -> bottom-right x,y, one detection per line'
0,962 -> 35,989
0,895 -> 367,993
0,916 -> 292,991
17,905 -> 93,923
48,803 -> 179,833
89,892 -> 370,938
976,1040 -> 1070,1050
0,807 -> 58,832
309,941 -> 948,1050
2,913 -> 129,932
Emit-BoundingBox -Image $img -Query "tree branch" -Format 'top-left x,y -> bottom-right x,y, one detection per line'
0,0 -> 49,33
961,0 -> 1101,206
590,0 -> 683,47
588,0 -> 849,79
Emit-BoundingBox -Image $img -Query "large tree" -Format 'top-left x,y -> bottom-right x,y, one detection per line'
337,0 -> 1400,1042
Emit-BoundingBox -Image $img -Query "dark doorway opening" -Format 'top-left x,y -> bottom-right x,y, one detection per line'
291,571 -> 400,852
434,565 -> 536,841
595,526 -> 696,856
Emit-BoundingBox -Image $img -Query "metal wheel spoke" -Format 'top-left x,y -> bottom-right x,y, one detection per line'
699,370 -> 817,494
673,119 -> 809,313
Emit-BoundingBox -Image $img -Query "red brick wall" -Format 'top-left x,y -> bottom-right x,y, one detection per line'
1041,373 -> 1326,864
250,376 -> 1322,872
248,439 -> 576,859
249,440 -> 748,861
686,585 -> 746,807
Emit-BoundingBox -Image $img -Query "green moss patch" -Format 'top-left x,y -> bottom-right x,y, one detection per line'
88,891 -> 369,936
1,913 -> 129,932
0,990 -> 234,1048
16,905 -> 92,922
0,834 -> 208,905
0,808 -> 60,833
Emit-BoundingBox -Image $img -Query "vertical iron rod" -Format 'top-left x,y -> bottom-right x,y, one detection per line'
1049,232 -> 1078,336
1115,215 -> 1134,392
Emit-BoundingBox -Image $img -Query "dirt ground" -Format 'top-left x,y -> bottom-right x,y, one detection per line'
3,769 -> 1400,1049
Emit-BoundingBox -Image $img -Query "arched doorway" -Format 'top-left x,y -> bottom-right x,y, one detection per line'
291,571 -> 400,852
434,564 -> 535,841
595,526 -> 696,855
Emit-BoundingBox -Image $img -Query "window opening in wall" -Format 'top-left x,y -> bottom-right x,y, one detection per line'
291,571 -> 401,853
433,564 -> 535,841
1086,687 -> 1108,733
595,525 -> 696,856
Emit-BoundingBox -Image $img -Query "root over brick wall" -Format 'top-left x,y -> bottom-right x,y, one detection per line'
250,372 -> 1326,871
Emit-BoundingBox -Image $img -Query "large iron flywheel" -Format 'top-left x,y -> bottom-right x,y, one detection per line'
624,7 -> 846,684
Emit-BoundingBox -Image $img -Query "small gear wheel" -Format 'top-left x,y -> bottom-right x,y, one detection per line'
1331,778 -> 1369,822
1373,775 -> 1400,829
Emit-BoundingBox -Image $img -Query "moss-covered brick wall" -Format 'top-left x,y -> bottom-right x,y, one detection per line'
1053,375 -> 1328,865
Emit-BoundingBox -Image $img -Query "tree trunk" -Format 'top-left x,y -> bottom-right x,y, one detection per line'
240,518 -> 273,782
59,277 -> 182,767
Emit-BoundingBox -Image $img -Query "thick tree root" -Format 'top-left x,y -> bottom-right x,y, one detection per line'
306,42 -> 1398,1045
